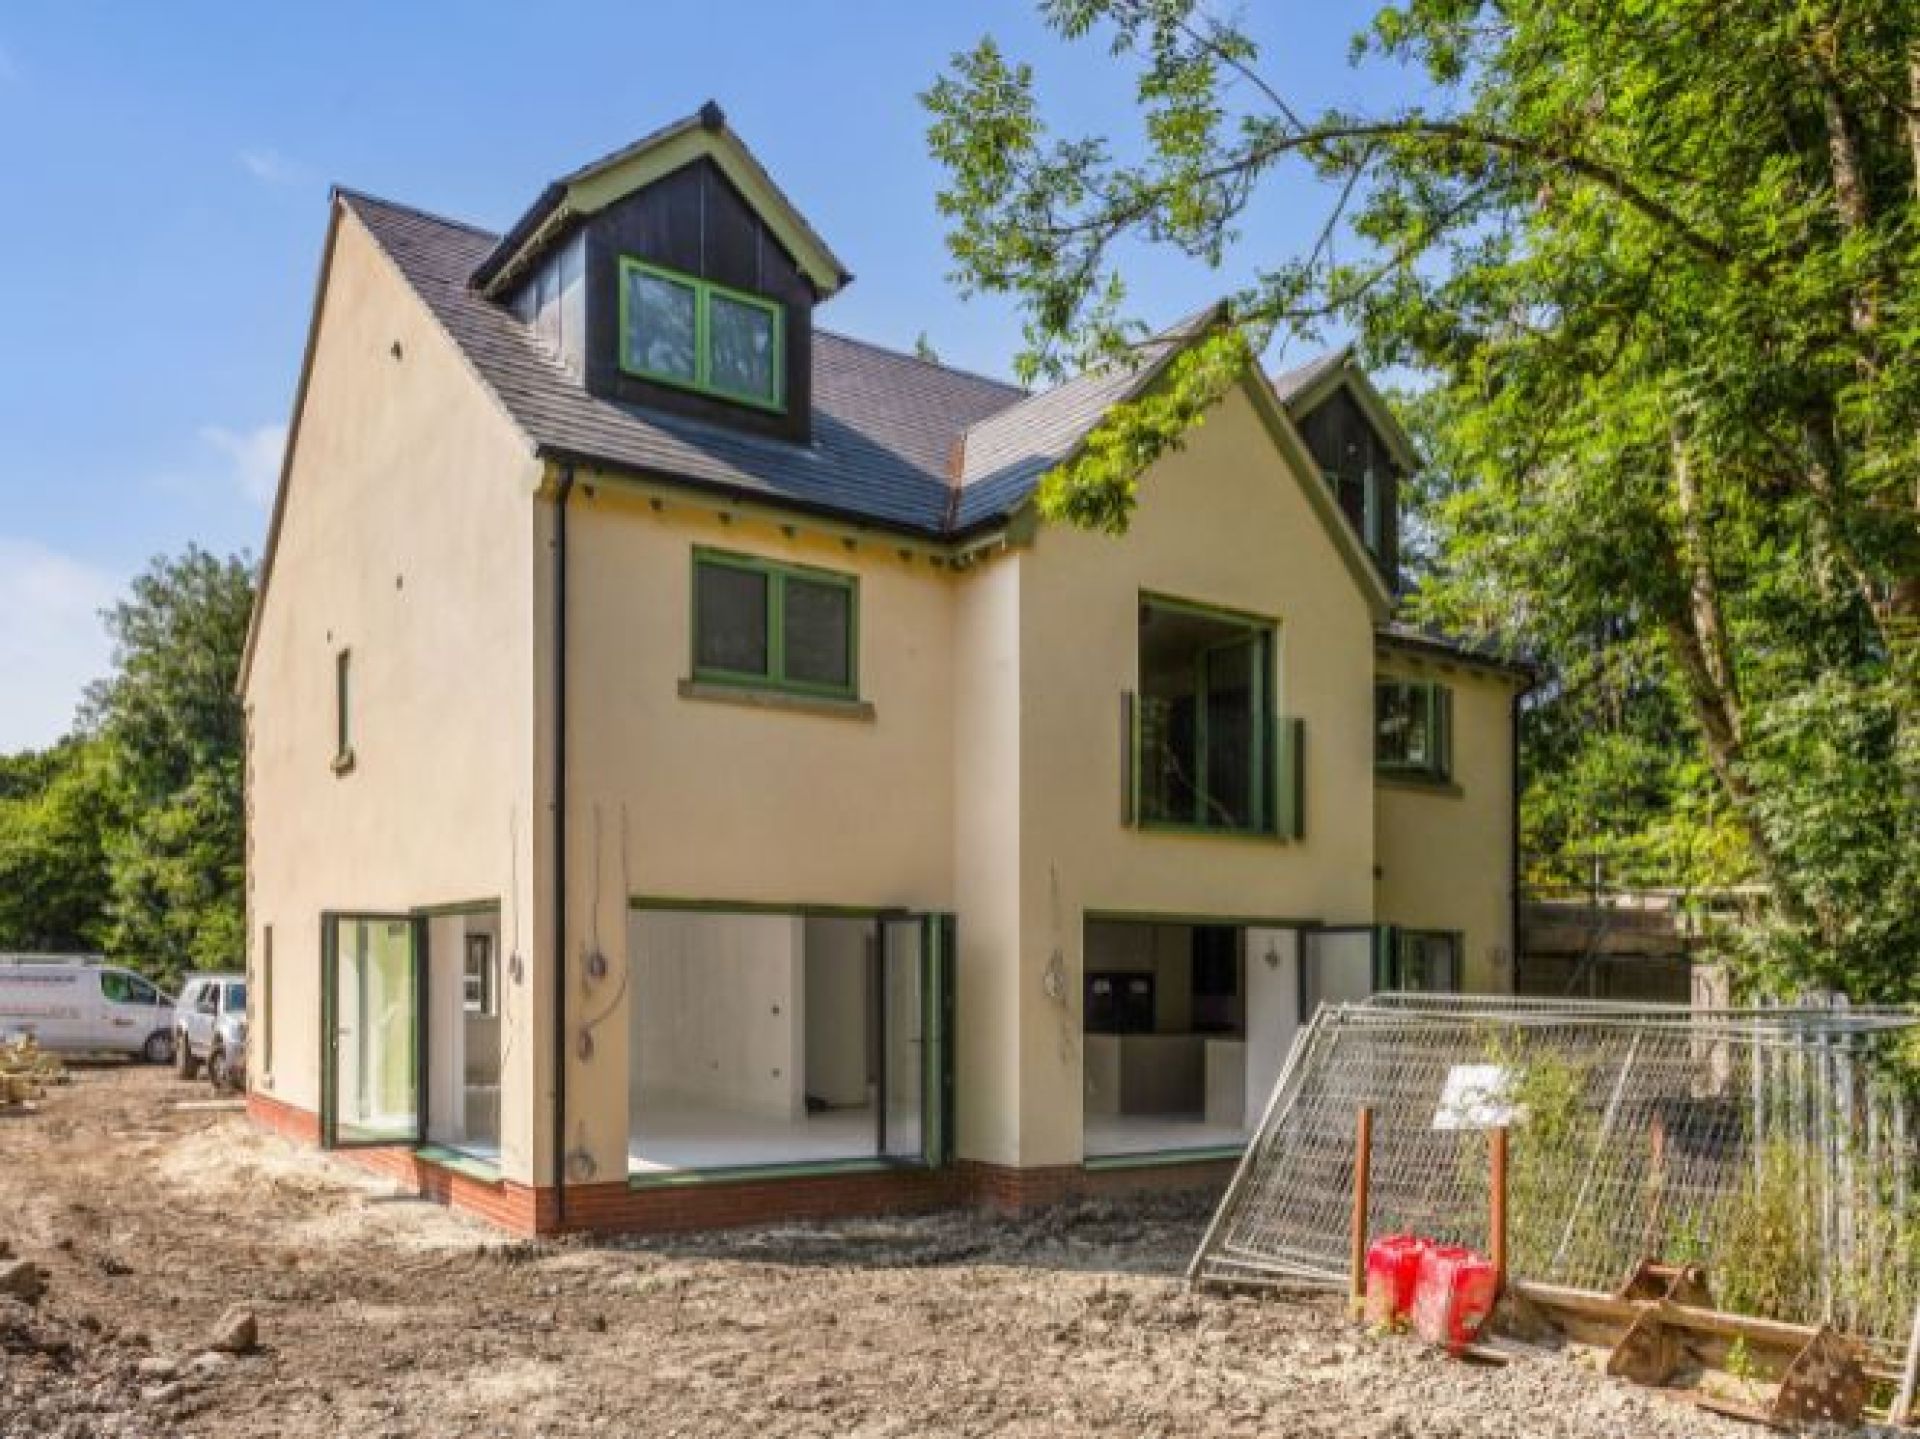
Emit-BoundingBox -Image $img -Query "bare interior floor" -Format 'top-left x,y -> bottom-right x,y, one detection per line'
628,1102 -> 881,1174
1083,1112 -> 1248,1158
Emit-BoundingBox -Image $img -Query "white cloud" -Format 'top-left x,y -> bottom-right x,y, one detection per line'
199,422 -> 287,507
239,147 -> 301,185
0,539 -> 119,752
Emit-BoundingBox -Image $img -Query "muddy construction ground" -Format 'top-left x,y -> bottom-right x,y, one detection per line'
0,1065 -> 1769,1438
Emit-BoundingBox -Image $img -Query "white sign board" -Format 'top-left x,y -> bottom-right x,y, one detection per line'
1432,1063 -> 1521,1131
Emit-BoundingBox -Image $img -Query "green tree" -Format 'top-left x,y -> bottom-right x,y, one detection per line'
924,0 -> 1919,999
82,547 -> 254,987
0,738 -> 121,952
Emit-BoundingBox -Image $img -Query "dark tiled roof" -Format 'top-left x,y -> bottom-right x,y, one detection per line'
344,189 -> 1025,536
1376,620 -> 1535,680
949,312 -> 1220,531
1270,346 -> 1353,404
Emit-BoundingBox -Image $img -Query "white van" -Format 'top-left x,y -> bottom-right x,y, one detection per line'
0,955 -> 175,1062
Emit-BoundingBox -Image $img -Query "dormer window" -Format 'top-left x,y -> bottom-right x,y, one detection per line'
619,257 -> 784,411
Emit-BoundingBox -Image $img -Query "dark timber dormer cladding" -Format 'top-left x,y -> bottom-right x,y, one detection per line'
1293,385 -> 1401,590
578,157 -> 816,444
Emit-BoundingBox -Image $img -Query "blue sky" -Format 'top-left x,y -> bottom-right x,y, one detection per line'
0,1 -> 1410,751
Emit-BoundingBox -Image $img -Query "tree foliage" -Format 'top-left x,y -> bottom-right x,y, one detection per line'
0,547 -> 252,989
925,0 -> 1919,1000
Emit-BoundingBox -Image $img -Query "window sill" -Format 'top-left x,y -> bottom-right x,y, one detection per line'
414,1144 -> 504,1186
1376,772 -> 1462,797
629,1155 -> 923,1189
330,748 -> 356,776
677,679 -> 874,721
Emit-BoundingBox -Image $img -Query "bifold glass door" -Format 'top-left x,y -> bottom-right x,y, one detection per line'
322,913 -> 424,1148
878,914 -> 952,1166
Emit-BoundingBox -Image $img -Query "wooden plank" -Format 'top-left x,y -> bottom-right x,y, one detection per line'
1510,1280 -> 1903,1387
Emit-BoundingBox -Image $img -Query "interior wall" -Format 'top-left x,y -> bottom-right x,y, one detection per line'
423,910 -> 503,1149
461,912 -> 502,1087
803,917 -> 871,1109
630,910 -> 804,1121
1082,921 -> 1194,1034
425,913 -> 466,1145
1242,927 -> 1301,1127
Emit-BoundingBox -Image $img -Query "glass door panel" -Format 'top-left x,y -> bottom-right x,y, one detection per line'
874,914 -> 952,1166
1202,636 -> 1260,829
879,917 -> 925,1161
325,913 -> 422,1147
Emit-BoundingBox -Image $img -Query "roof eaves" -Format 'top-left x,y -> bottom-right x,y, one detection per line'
473,102 -> 853,302
532,441 -> 956,546
1375,623 -> 1536,683
1272,349 -> 1422,477
469,182 -> 568,294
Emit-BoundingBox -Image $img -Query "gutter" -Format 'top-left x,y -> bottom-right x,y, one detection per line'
550,464 -> 575,1224
530,444 -> 1027,558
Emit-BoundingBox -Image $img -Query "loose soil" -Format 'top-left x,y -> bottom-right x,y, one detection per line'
0,1065 -> 1776,1437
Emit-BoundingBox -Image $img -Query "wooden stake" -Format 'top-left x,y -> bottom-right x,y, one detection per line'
1489,1126 -> 1510,1297
1349,1106 -> 1374,1314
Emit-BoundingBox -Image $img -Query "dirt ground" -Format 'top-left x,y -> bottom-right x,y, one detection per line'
0,1065 -> 1776,1439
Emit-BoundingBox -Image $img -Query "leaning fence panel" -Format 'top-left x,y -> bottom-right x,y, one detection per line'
1190,998 -> 1920,1359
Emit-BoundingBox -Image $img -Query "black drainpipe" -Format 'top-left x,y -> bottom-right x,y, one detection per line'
551,464 -> 575,1226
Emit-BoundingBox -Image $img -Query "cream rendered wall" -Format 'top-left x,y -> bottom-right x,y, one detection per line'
551,485 -> 960,1185
1014,381 -> 1380,1166
1372,650 -> 1520,993
243,208 -> 542,1180
950,554 -> 1023,1166
630,911 -> 803,1119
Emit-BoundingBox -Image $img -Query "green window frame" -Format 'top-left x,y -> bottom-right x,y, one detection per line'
690,548 -> 860,700
333,648 -> 354,770
617,256 -> 786,412
1124,594 -> 1299,839
1375,678 -> 1452,782
1385,927 -> 1462,992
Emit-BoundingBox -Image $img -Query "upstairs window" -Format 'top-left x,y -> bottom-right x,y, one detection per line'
619,258 -> 783,411
1126,597 -> 1301,837
1375,679 -> 1452,782
692,549 -> 857,698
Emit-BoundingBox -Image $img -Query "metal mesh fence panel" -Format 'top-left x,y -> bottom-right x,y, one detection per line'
1190,998 -> 1920,1357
